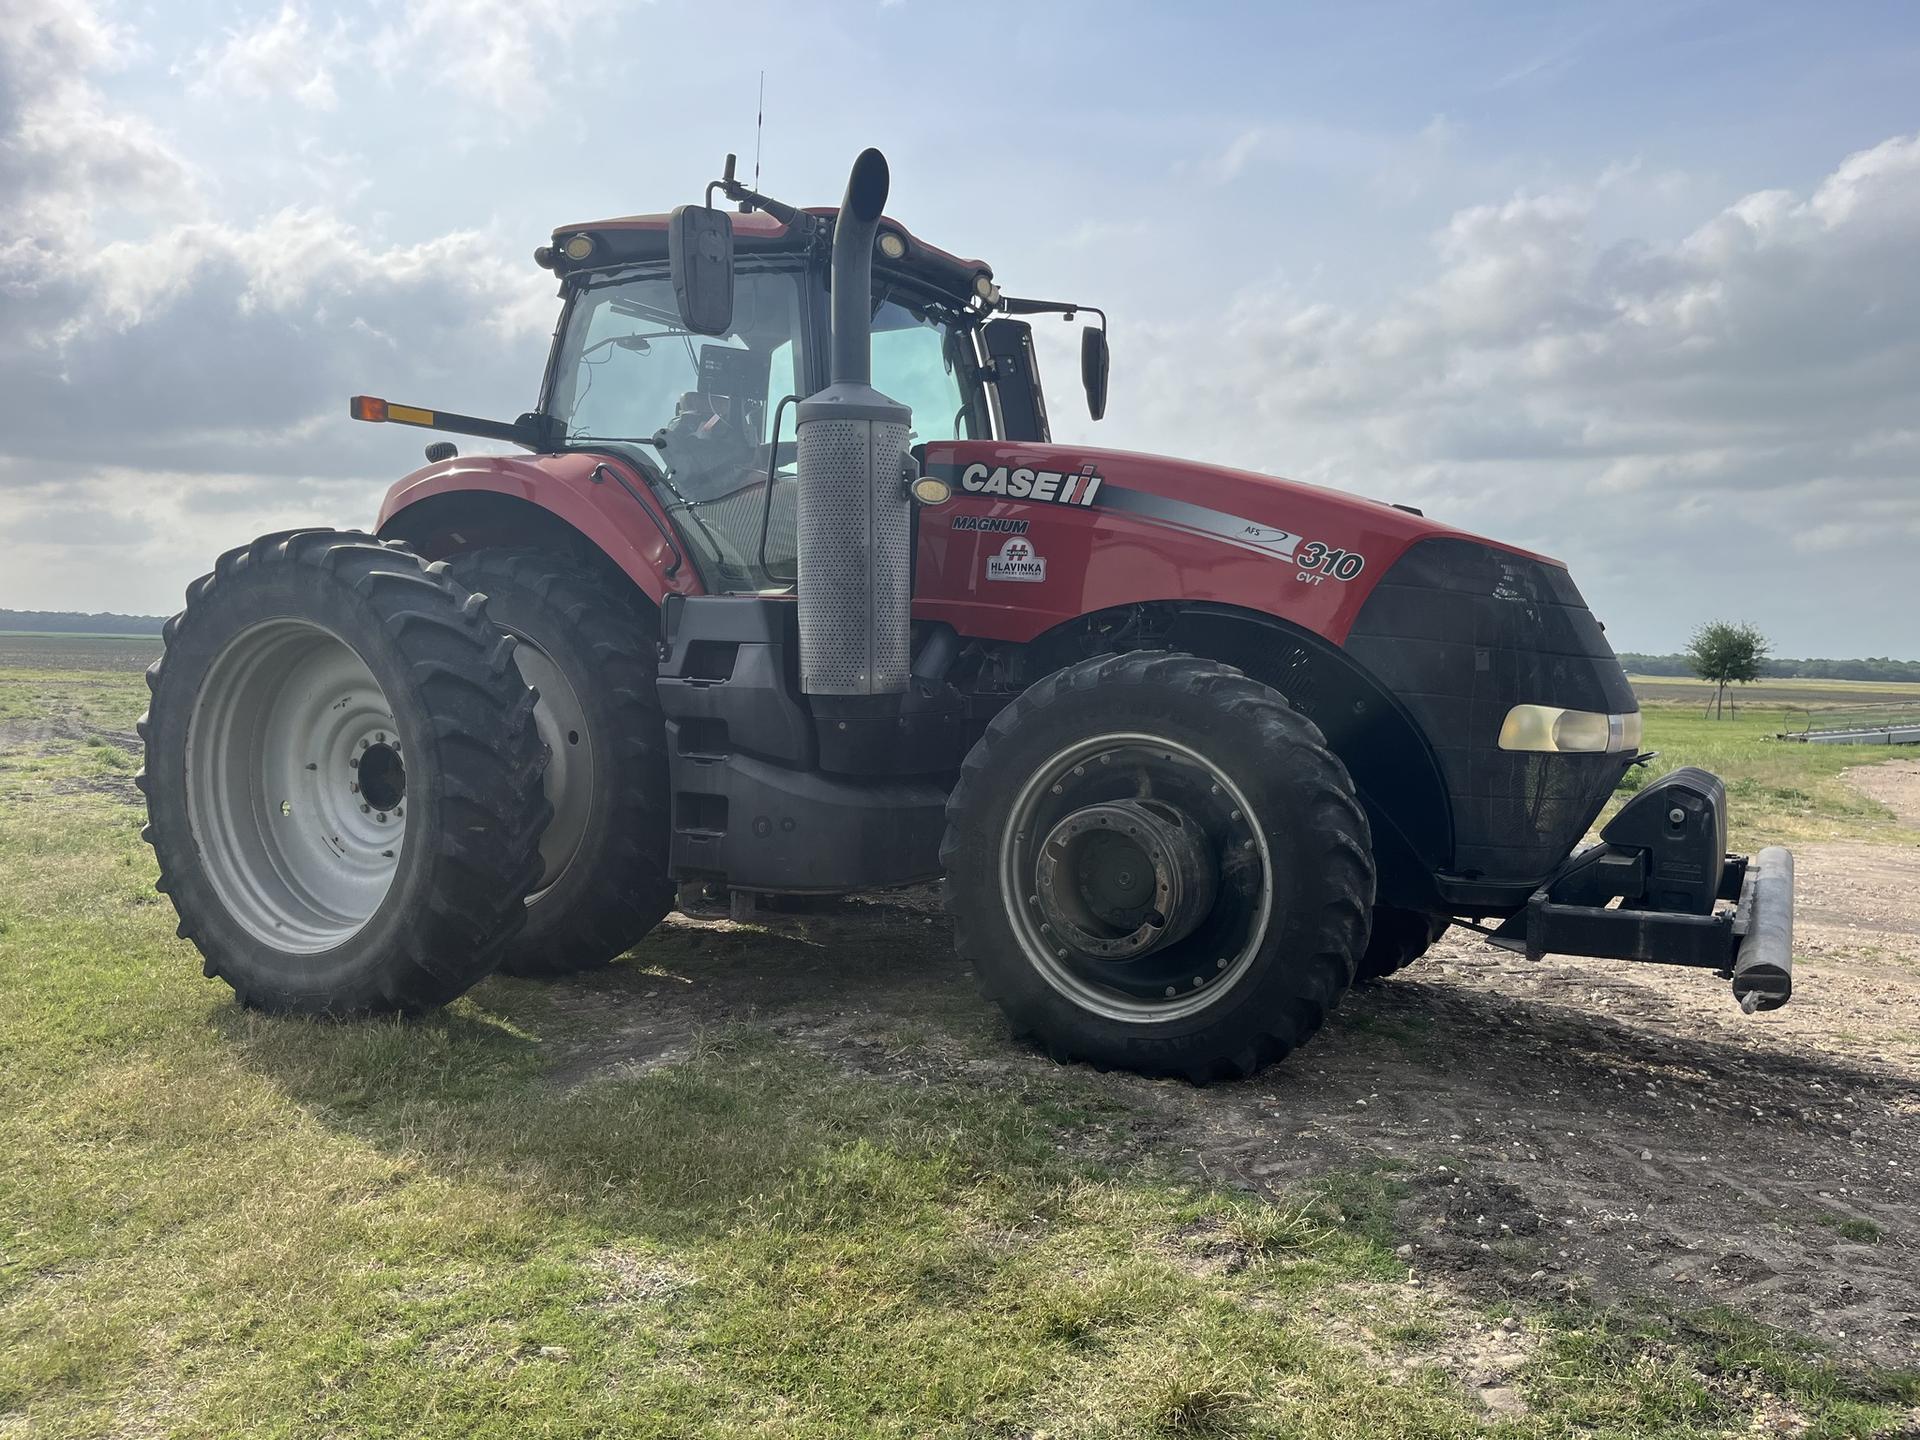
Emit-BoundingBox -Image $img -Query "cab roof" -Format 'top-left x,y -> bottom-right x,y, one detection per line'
545,206 -> 993,303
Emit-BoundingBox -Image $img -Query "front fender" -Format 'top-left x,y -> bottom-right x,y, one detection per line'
376,452 -> 699,604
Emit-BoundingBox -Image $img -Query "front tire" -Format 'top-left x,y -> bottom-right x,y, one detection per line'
138,531 -> 551,1014
942,652 -> 1375,1082
1354,906 -> 1451,982
445,549 -> 674,977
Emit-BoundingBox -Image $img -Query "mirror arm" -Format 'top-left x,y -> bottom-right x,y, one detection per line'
999,297 -> 1106,331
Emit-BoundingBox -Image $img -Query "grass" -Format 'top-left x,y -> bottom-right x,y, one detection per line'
3,664 -> 1917,1437
1807,1211 -> 1885,1246
1626,674 -> 1920,707
1617,704 -> 1915,849
0,633 -> 162,674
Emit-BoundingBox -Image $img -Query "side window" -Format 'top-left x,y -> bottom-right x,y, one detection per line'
869,300 -> 974,442
765,337 -> 797,415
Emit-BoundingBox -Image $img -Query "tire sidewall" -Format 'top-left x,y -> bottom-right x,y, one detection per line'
947,660 -> 1368,1071
459,569 -> 632,949
148,557 -> 475,1008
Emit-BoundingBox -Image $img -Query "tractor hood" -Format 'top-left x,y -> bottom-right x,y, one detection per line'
928,441 -> 1560,571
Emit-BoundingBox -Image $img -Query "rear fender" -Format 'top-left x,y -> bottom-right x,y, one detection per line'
376,452 -> 699,605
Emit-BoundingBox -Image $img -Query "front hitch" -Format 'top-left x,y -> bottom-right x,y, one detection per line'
1487,766 -> 1795,1011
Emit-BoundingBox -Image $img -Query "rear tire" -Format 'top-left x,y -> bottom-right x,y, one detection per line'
138,531 -> 551,1014
1354,906 -> 1451,982
942,651 -> 1375,1082
446,549 -> 674,977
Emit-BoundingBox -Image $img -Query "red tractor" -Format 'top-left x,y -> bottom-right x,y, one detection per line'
138,150 -> 1795,1080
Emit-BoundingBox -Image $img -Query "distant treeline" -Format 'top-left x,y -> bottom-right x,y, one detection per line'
0,609 -> 167,636
1618,652 -> 1920,683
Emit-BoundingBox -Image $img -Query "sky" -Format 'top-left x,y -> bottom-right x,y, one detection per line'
3,0 -> 1918,657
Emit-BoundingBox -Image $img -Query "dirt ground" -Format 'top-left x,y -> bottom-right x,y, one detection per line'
540,761 -> 1920,1372
17,699 -> 1917,1372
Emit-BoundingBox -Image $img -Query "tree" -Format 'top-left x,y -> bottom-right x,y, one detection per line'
1686,620 -> 1769,718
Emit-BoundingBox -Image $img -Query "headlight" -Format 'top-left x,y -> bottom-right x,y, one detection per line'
1498,704 -> 1643,754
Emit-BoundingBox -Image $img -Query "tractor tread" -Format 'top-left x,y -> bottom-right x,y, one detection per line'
140,529 -> 551,1015
446,548 -> 674,977
1354,906 -> 1452,983
942,649 -> 1374,1083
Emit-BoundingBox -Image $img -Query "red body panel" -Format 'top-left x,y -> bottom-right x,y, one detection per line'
377,452 -> 702,605
379,443 -> 1556,647
910,442 -> 1557,646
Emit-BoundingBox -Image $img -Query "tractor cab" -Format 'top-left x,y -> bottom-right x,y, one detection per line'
538,232 -> 978,590
528,181 -> 1101,592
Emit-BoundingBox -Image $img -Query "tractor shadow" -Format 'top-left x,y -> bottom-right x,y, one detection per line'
224,890 -> 1920,1364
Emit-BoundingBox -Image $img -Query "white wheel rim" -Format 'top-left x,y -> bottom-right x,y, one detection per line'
187,619 -> 407,953
508,630 -> 594,901
997,732 -> 1273,1024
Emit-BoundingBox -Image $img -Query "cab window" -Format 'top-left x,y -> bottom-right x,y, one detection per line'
546,267 -> 808,592
869,296 -> 981,443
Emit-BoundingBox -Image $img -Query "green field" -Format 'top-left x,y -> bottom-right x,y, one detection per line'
0,633 -> 162,673
3,652 -> 1917,1438
1627,672 -> 1920,710
1611,705 -> 1914,848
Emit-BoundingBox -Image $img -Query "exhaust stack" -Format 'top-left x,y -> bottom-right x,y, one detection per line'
795,149 -> 914,697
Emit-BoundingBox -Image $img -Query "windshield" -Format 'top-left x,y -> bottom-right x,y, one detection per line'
549,268 -> 804,457
548,268 -> 807,591
544,267 -> 986,594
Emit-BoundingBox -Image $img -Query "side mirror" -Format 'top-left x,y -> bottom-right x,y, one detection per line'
668,205 -> 734,336
1081,325 -> 1110,422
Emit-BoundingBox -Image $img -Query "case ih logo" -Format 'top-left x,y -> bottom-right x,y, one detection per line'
985,536 -> 1047,583
959,462 -> 1103,507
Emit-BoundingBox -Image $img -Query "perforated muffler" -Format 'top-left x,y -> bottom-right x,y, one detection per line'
796,396 -> 912,694
795,148 -> 913,697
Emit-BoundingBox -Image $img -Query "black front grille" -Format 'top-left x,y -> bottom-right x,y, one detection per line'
1346,538 -> 1635,884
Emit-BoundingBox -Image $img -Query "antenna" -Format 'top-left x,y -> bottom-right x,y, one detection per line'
754,71 -> 765,191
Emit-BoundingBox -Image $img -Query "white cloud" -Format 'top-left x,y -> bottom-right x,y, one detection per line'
186,4 -> 345,111
0,1 -> 557,614
175,0 -> 617,120
2,207 -> 552,476
0,0 -> 194,232
1118,133 -> 1920,651
1204,128 -> 1266,187
374,0 -> 618,114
